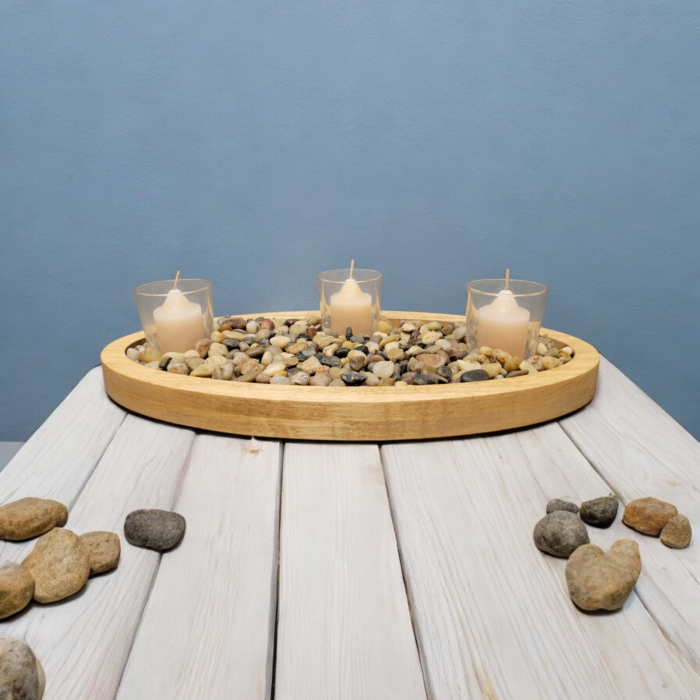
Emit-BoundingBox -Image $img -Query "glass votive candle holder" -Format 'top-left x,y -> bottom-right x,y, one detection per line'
466,279 -> 548,361
316,269 -> 384,336
134,278 -> 215,353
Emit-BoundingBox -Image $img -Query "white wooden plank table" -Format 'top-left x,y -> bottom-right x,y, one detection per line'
0,360 -> 698,700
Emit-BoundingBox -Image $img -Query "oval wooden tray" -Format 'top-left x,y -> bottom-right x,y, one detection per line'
101,310 -> 599,442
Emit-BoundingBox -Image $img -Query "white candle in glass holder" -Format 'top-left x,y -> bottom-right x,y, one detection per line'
476,289 -> 530,360
330,277 -> 373,336
153,288 -> 205,353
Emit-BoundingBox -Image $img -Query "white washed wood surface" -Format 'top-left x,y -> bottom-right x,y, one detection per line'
116,435 -> 281,700
559,356 -> 700,668
382,434 -> 700,699
0,369 -> 126,561
275,443 -> 426,700
1,415 -> 194,700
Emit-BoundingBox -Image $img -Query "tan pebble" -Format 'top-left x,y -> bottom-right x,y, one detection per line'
361,372 -> 380,386
210,331 -> 224,343
184,349 -> 200,359
387,348 -> 404,361
205,355 -> 227,367
142,347 -> 162,363
526,355 -> 544,370
270,335 -> 291,349
493,349 -> 511,365
329,367 -> 344,380
207,343 -> 228,357
0,637 -> 45,698
562,346 -> 573,356
379,377 -> 396,386
520,361 -> 538,375
395,380 -> 408,386
212,363 -> 234,380
323,344 -> 339,357
270,375 -> 292,385
126,347 -> 140,362
401,323 -> 416,332
163,352 -> 187,362
329,379 -> 345,387
376,320 -> 392,334
660,514 -> 692,548
80,531 -> 121,575
236,370 -> 261,382
194,339 -> 211,358
190,363 -> 213,377
264,361 -> 287,377
504,357 -> 522,373
372,361 -> 395,379
481,363 -> 502,378
309,373 -> 332,386
416,353 -> 445,369
299,357 -> 321,375
145,361 -> 160,369
623,497 -> 678,536
261,351 -> 273,367
183,357 -> 203,371
541,356 -> 561,370
452,326 -> 467,340
379,335 -> 400,348
0,562 -> 34,618
237,358 -> 261,375
22,529 -> 91,603
426,321 -> 442,331
166,361 -> 189,375
536,342 -> 548,356
478,346 -> 493,357
476,354 -> 489,364
255,373 -> 271,383
422,331 -> 442,345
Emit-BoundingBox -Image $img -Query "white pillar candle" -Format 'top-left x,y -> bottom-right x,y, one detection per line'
476,289 -> 530,359
330,278 -> 373,336
153,289 -> 205,353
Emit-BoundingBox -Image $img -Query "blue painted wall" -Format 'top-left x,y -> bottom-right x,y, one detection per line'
1,0 -> 699,441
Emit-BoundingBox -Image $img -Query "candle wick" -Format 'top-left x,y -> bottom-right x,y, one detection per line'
349,260 -> 355,281
505,268 -> 510,291
173,270 -> 181,290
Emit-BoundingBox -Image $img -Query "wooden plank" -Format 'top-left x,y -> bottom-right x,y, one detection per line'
275,443 -> 426,700
0,368 -> 127,562
559,356 -> 700,667
382,434 -> 700,699
101,315 -> 599,442
1,415 -> 194,700
116,435 -> 281,700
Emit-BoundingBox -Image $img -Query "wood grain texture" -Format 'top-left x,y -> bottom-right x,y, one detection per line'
382,434 -> 700,699
0,367 -> 126,562
275,443 -> 426,700
116,434 -> 281,700
559,356 -> 700,669
1,415 -> 194,700
101,311 -> 599,441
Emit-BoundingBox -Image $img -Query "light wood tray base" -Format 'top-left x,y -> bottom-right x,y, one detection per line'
101,311 -> 599,442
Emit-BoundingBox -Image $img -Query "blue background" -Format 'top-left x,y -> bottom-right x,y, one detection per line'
1,0 -> 699,440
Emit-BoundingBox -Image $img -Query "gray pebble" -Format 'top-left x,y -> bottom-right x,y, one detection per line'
546,499 -> 579,515
0,637 -> 45,700
533,511 -> 589,558
124,509 -> 186,552
580,496 -> 619,528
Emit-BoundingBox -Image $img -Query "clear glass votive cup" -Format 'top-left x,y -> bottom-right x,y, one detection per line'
134,279 -> 214,353
316,269 -> 384,336
466,279 -> 548,361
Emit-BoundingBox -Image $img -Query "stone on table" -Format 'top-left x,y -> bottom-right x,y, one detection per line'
660,514 -> 692,549
0,562 -> 34,619
80,531 -> 121,575
124,510 -> 186,552
623,497 -> 678,536
0,498 -> 68,542
579,496 -> 619,528
0,637 -> 45,700
546,499 -> 579,515
533,511 -> 589,558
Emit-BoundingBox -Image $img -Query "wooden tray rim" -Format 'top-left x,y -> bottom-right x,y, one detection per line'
101,310 -> 599,408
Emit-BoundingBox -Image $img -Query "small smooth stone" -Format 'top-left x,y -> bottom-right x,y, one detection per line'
263,361 -> 287,377
329,379 -> 345,387
660,514 -> 692,548
379,378 -> 395,386
541,356 -> 561,370
245,346 -> 266,358
80,531 -> 121,575
460,369 -> 490,383
210,331 -> 224,343
329,367 -> 344,380
124,510 -> 186,552
212,363 -> 234,381
623,497 -> 678,536
206,355 -> 228,368
190,363 -> 213,377
166,360 -> 188,375
226,317 -> 246,329
290,371 -> 310,386
309,374 -> 332,387
348,355 -> 367,371
0,498 -> 68,541
519,361 -> 538,375
455,360 -> 481,372
341,371 -> 367,386
536,342 -> 548,356
236,370 -> 261,382
208,343 -> 228,358
255,373 -> 271,383
246,321 -> 259,334
395,380 -> 408,386
270,336 -> 291,349
565,540 -> 641,611
184,349 -> 200,359
142,347 -> 162,363
503,357 -> 522,373
270,375 -> 292,385
412,374 -> 439,385
492,349 -> 511,365
145,361 -> 161,369
580,496 -> 619,528
546,499 -> 579,515
533,511 -> 589,558
126,347 -> 140,362
360,372 -> 379,387
505,369 -> 528,379
525,355 -> 544,371
0,637 -> 45,700
375,321 -> 392,334
0,562 -> 34,619
299,357 -> 321,375
452,326 -> 467,340
480,362 -> 502,378
372,361 -> 395,379
185,357 -> 205,371
416,353 -> 445,369
21,529 -> 91,603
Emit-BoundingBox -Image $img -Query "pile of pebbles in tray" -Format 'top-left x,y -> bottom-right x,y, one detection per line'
127,315 -> 575,387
